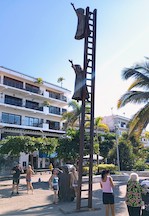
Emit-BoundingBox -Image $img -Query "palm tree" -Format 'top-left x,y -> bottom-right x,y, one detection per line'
62,100 -> 93,129
57,77 -> 65,87
94,116 -> 109,134
35,77 -> 43,84
94,116 -> 109,164
117,59 -> 149,137
62,100 -> 81,129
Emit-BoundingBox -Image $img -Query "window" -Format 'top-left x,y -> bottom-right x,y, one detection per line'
48,90 -> 60,100
2,112 -> 21,125
25,83 -> 39,94
24,116 -> 40,127
25,100 -> 42,111
62,108 -> 67,114
22,161 -> 27,167
4,76 -> 23,89
120,122 -> 126,128
5,95 -> 22,107
47,120 -> 60,130
49,106 -> 60,115
61,95 -> 67,102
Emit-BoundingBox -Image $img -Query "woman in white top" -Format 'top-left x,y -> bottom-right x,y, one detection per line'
100,170 -> 115,216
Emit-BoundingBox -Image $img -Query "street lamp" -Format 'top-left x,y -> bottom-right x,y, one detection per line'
115,125 -> 120,172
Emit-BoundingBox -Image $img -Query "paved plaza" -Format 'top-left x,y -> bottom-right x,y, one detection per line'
0,172 -> 129,216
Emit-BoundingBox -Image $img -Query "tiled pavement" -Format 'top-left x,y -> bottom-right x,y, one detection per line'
0,173 -> 129,216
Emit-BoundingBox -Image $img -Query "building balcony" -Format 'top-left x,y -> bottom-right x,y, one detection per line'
0,84 -> 44,99
0,121 -> 65,135
0,83 -> 68,107
0,102 -> 44,114
0,121 -> 43,129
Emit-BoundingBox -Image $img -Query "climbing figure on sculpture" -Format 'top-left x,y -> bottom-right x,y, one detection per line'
69,59 -> 89,101
71,3 -> 91,40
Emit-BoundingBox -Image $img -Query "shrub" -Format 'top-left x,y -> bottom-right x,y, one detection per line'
96,164 -> 116,174
134,160 -> 147,171
82,166 -> 89,175
82,164 -> 116,175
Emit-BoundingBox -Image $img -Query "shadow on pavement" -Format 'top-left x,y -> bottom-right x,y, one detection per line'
0,181 -> 49,199
0,204 -> 60,216
32,181 -> 49,190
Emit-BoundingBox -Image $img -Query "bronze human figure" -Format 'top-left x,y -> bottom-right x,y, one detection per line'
69,60 -> 89,101
71,3 -> 91,40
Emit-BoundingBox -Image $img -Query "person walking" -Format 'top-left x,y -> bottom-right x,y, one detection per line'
11,163 -> 22,195
49,168 -> 59,204
26,165 -> 35,194
126,172 -> 144,216
100,170 -> 115,216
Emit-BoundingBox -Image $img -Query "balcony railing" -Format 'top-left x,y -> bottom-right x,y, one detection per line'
49,95 -> 67,103
4,101 -> 43,112
25,105 -> 43,111
1,120 -> 43,128
3,82 -> 67,102
3,81 -> 44,96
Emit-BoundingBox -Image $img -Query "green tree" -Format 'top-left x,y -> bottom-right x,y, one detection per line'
0,136 -> 58,166
57,77 -> 65,87
0,136 -> 35,156
99,133 -> 115,160
35,77 -> 43,84
108,133 -> 134,170
117,59 -> 149,137
62,100 -> 81,129
95,116 -> 109,133
56,128 -> 80,163
94,117 -> 109,164
145,131 -> 149,139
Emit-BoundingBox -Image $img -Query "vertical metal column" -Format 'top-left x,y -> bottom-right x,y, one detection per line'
88,9 -> 97,208
76,6 -> 97,210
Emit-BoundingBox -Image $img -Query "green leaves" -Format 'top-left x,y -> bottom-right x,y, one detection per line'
57,77 -> 65,87
118,58 -> 149,137
56,129 -> 80,163
0,136 -> 58,156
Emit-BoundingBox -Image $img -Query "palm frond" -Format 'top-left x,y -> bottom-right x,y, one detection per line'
117,91 -> 149,108
122,64 -> 149,82
128,104 -> 149,137
128,79 -> 149,90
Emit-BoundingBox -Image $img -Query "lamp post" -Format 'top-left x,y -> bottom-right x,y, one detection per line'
115,125 -> 120,172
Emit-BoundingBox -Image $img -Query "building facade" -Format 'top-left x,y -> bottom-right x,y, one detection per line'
0,66 -> 71,169
102,114 -> 149,147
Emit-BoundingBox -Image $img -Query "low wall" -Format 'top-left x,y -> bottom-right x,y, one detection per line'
83,174 -> 129,183
83,171 -> 149,183
121,171 -> 149,177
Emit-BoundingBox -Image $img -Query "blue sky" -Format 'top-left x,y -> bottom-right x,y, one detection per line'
0,0 -> 149,120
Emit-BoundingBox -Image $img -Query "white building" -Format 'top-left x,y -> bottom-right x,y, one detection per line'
0,66 -> 71,169
102,114 -> 149,147
102,115 -> 129,135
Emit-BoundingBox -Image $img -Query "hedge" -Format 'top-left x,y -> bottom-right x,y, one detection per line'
83,164 -> 116,175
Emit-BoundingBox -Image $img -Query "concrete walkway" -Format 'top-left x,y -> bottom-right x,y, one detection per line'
0,172 -> 129,216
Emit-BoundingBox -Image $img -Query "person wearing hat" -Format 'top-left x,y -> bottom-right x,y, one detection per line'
11,163 -> 22,195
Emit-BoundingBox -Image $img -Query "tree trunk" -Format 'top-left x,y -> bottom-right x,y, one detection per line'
97,154 -> 99,165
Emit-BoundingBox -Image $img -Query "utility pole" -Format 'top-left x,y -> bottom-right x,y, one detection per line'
115,125 -> 120,172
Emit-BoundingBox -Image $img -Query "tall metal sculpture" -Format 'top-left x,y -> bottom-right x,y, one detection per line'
70,3 -> 97,210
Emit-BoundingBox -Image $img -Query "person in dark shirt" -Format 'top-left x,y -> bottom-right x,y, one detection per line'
11,164 -> 22,195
